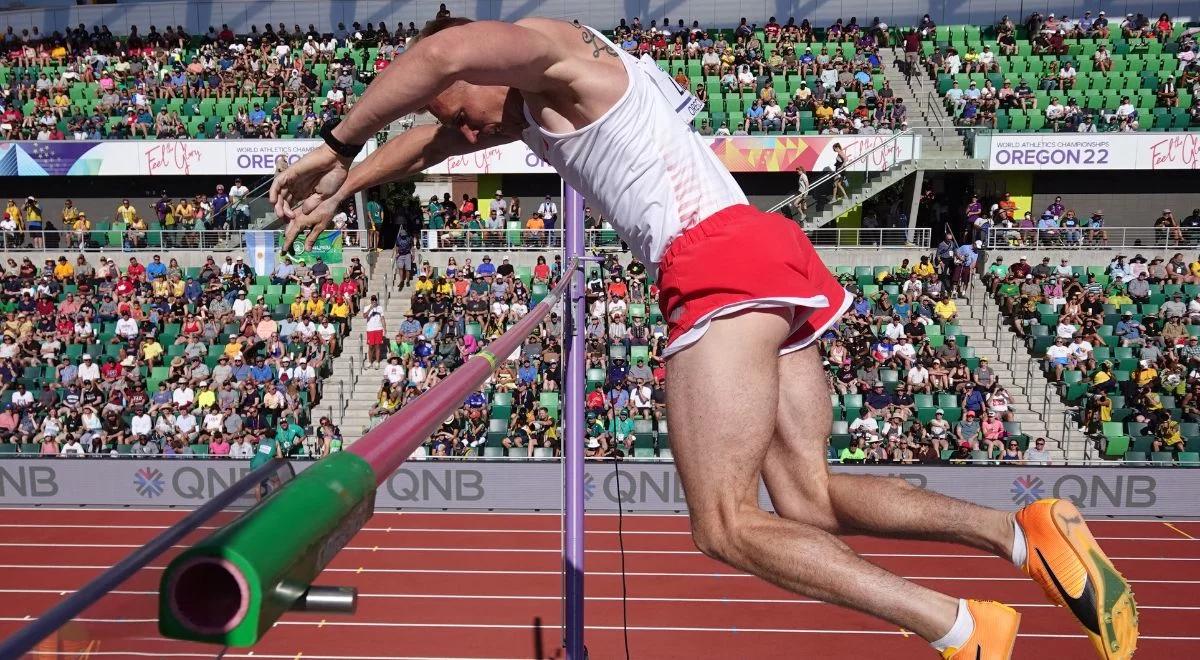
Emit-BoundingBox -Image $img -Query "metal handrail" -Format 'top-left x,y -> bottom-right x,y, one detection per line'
419,227 -> 932,250
768,129 -> 915,215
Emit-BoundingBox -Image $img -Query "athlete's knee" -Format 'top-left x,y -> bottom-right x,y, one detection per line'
688,503 -> 759,566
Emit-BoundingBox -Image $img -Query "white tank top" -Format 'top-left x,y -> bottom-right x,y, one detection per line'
521,27 -> 747,267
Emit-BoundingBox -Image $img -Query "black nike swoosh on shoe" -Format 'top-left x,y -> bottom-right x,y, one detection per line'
1038,548 -> 1102,635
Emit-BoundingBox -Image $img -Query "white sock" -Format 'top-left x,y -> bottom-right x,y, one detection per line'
1010,517 -> 1028,569
930,598 -> 975,653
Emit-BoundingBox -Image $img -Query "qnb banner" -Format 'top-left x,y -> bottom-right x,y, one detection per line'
981,132 -> 1200,170
425,134 -> 921,174
0,139 -> 374,176
0,459 -> 1191,516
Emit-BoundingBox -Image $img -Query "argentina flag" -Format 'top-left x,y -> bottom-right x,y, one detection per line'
245,231 -> 277,276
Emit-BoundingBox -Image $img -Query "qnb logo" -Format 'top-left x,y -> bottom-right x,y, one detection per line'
1010,475 -> 1045,507
582,472 -> 596,501
133,467 -> 166,498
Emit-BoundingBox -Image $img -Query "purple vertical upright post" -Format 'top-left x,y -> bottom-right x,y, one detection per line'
562,183 -> 586,659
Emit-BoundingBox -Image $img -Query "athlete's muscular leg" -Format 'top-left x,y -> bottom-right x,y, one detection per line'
667,309 -> 959,642
761,347 -> 1015,560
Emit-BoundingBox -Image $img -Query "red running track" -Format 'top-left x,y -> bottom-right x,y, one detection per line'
1,508 -> 1198,659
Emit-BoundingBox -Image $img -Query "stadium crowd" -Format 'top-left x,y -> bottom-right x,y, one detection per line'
985,247 -> 1200,461
0,250 -> 369,459
1,16 -> 428,140
376,194 -> 1051,463
613,16 -> 911,135
916,11 -> 1200,131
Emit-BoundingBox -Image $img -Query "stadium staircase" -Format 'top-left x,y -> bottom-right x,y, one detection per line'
324,260 -> 410,442
961,287 -> 1082,462
805,160 -> 917,229
880,47 -> 979,168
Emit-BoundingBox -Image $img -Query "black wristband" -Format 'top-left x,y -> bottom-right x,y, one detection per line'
320,119 -> 364,159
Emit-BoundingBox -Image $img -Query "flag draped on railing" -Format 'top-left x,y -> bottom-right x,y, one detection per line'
245,231 -> 276,276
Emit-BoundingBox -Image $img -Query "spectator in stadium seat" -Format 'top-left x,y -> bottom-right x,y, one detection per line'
955,411 -> 981,451
1127,272 -> 1152,304
937,293 -> 963,329
1115,312 -> 1146,346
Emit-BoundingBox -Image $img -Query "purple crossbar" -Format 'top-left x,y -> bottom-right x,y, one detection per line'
563,185 -> 586,659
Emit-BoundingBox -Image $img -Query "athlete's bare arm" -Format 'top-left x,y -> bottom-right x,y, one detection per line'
276,123 -> 515,251
271,18 -> 628,247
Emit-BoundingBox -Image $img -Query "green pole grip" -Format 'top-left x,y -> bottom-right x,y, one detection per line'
158,452 -> 376,647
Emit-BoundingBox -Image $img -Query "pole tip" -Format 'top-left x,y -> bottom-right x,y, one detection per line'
166,556 -> 250,636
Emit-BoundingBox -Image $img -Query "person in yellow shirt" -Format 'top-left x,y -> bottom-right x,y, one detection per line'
1133,361 -> 1158,389
934,295 -> 958,322
170,277 -> 185,298
60,199 -> 78,232
223,335 -> 244,359
413,275 -> 434,294
305,296 -> 326,317
142,338 -> 164,367
525,213 -> 545,246
290,297 -> 306,319
152,277 -> 171,298
1153,419 -> 1184,454
1189,257 -> 1200,281
814,101 -> 834,127
4,200 -> 19,227
1108,288 -> 1133,306
329,297 -> 351,320
173,198 -> 194,227
23,196 -> 43,249
71,211 -> 91,248
196,383 -> 217,409
52,256 -> 74,281
913,257 -> 936,278
52,91 -> 70,115
115,199 -> 138,224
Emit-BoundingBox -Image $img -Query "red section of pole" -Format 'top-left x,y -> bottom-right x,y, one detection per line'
347,267 -> 575,484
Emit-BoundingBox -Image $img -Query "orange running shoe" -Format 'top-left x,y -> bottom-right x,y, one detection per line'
1016,499 -> 1139,659
940,600 -> 1020,660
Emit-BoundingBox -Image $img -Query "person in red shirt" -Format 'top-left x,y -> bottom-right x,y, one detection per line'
114,276 -> 135,297
320,278 -> 339,299
585,385 -> 606,413
35,295 -> 54,318
126,257 -> 146,281
55,315 -> 73,340
99,360 -> 122,380
607,275 -> 628,299
338,278 -> 359,310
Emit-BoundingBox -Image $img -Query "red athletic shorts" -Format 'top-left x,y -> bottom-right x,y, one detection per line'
657,205 -> 851,358
366,329 -> 384,346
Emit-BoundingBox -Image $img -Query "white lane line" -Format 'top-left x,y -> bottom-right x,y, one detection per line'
0,523 -> 1190,545
0,653 -> 529,660
4,507 -> 1199,524
0,542 -> 1192,562
3,588 -> 1195,611
1,616 -> 1198,641
0,564 -> 1196,585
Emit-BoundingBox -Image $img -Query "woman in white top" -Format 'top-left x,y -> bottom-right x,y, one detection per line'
988,386 -> 1013,422
60,438 -> 86,456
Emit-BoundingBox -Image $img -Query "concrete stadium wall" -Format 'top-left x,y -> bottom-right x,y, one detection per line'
1027,171 -> 1200,226
412,246 -> 1185,272
2,1 -> 1191,35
